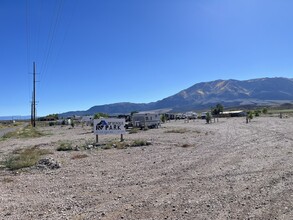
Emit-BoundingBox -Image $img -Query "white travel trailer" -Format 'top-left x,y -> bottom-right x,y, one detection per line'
175,113 -> 186,120
201,112 -> 207,119
185,111 -> 198,119
81,116 -> 94,126
132,112 -> 161,129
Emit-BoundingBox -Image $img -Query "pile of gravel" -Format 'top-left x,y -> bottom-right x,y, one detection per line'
36,157 -> 61,169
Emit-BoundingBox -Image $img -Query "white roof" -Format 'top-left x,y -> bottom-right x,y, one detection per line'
221,110 -> 244,114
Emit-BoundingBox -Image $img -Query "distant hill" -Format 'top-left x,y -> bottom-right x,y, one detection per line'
61,77 -> 293,117
0,116 -> 31,121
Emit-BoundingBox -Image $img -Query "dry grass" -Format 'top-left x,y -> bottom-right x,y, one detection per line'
180,143 -> 192,148
2,146 -> 52,170
71,154 -> 89,160
1,125 -> 45,139
128,128 -> 140,134
0,122 -> 23,129
103,139 -> 152,150
56,142 -> 73,151
2,177 -> 14,183
165,128 -> 188,134
131,139 -> 151,147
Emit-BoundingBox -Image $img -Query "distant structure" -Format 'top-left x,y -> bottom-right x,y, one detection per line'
220,110 -> 246,117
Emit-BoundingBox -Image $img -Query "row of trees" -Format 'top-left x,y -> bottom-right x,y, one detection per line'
246,108 -> 268,123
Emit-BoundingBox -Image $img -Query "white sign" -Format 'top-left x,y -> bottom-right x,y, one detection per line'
94,118 -> 126,135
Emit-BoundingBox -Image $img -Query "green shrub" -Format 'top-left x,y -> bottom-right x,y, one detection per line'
102,139 -> 151,149
254,110 -> 261,117
206,112 -> 211,124
49,122 -> 55,126
247,111 -> 254,121
161,114 -> 167,123
103,141 -> 127,149
94,113 -> 109,119
102,144 -> 113,150
56,142 -> 73,151
131,139 -> 151,147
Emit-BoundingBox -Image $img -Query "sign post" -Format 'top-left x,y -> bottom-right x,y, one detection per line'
94,118 -> 126,143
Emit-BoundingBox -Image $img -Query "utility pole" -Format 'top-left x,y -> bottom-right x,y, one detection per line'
31,62 -> 36,127
31,100 -> 33,126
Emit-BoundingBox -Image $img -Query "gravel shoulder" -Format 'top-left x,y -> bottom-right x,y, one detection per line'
0,117 -> 293,219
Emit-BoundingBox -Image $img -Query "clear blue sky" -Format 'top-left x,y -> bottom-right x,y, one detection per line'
1,0 -> 293,116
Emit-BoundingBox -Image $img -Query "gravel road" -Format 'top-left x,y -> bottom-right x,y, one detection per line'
0,123 -> 28,138
0,117 -> 293,219
0,127 -> 17,138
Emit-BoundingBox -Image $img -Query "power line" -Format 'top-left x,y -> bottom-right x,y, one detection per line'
26,0 -> 31,73
35,0 -> 45,65
26,0 -> 71,117
40,0 -> 64,77
47,0 -> 78,79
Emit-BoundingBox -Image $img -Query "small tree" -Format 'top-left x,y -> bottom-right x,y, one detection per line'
206,112 -> 211,124
211,103 -> 224,122
46,113 -> 59,120
248,111 -> 253,122
94,112 -> 109,119
160,114 -> 166,123
262,108 -> 268,114
253,109 -> 261,117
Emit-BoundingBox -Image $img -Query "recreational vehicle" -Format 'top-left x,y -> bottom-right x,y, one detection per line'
185,111 -> 198,119
81,116 -> 94,126
132,112 -> 161,129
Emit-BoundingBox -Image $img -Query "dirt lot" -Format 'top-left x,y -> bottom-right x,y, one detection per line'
1,116 -> 293,220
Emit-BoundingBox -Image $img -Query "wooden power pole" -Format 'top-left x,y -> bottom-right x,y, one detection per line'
31,62 -> 36,127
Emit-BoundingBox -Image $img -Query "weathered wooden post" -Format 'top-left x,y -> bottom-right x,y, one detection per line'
96,135 -> 99,143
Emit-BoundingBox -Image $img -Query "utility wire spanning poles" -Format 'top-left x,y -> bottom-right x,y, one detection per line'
31,62 -> 37,127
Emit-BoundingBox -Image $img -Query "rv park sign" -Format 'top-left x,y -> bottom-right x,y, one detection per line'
94,118 -> 126,135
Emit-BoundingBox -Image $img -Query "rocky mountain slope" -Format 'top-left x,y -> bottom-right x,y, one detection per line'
62,77 -> 293,116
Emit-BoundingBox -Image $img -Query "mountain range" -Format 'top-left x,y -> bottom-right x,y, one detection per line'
61,77 -> 293,116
